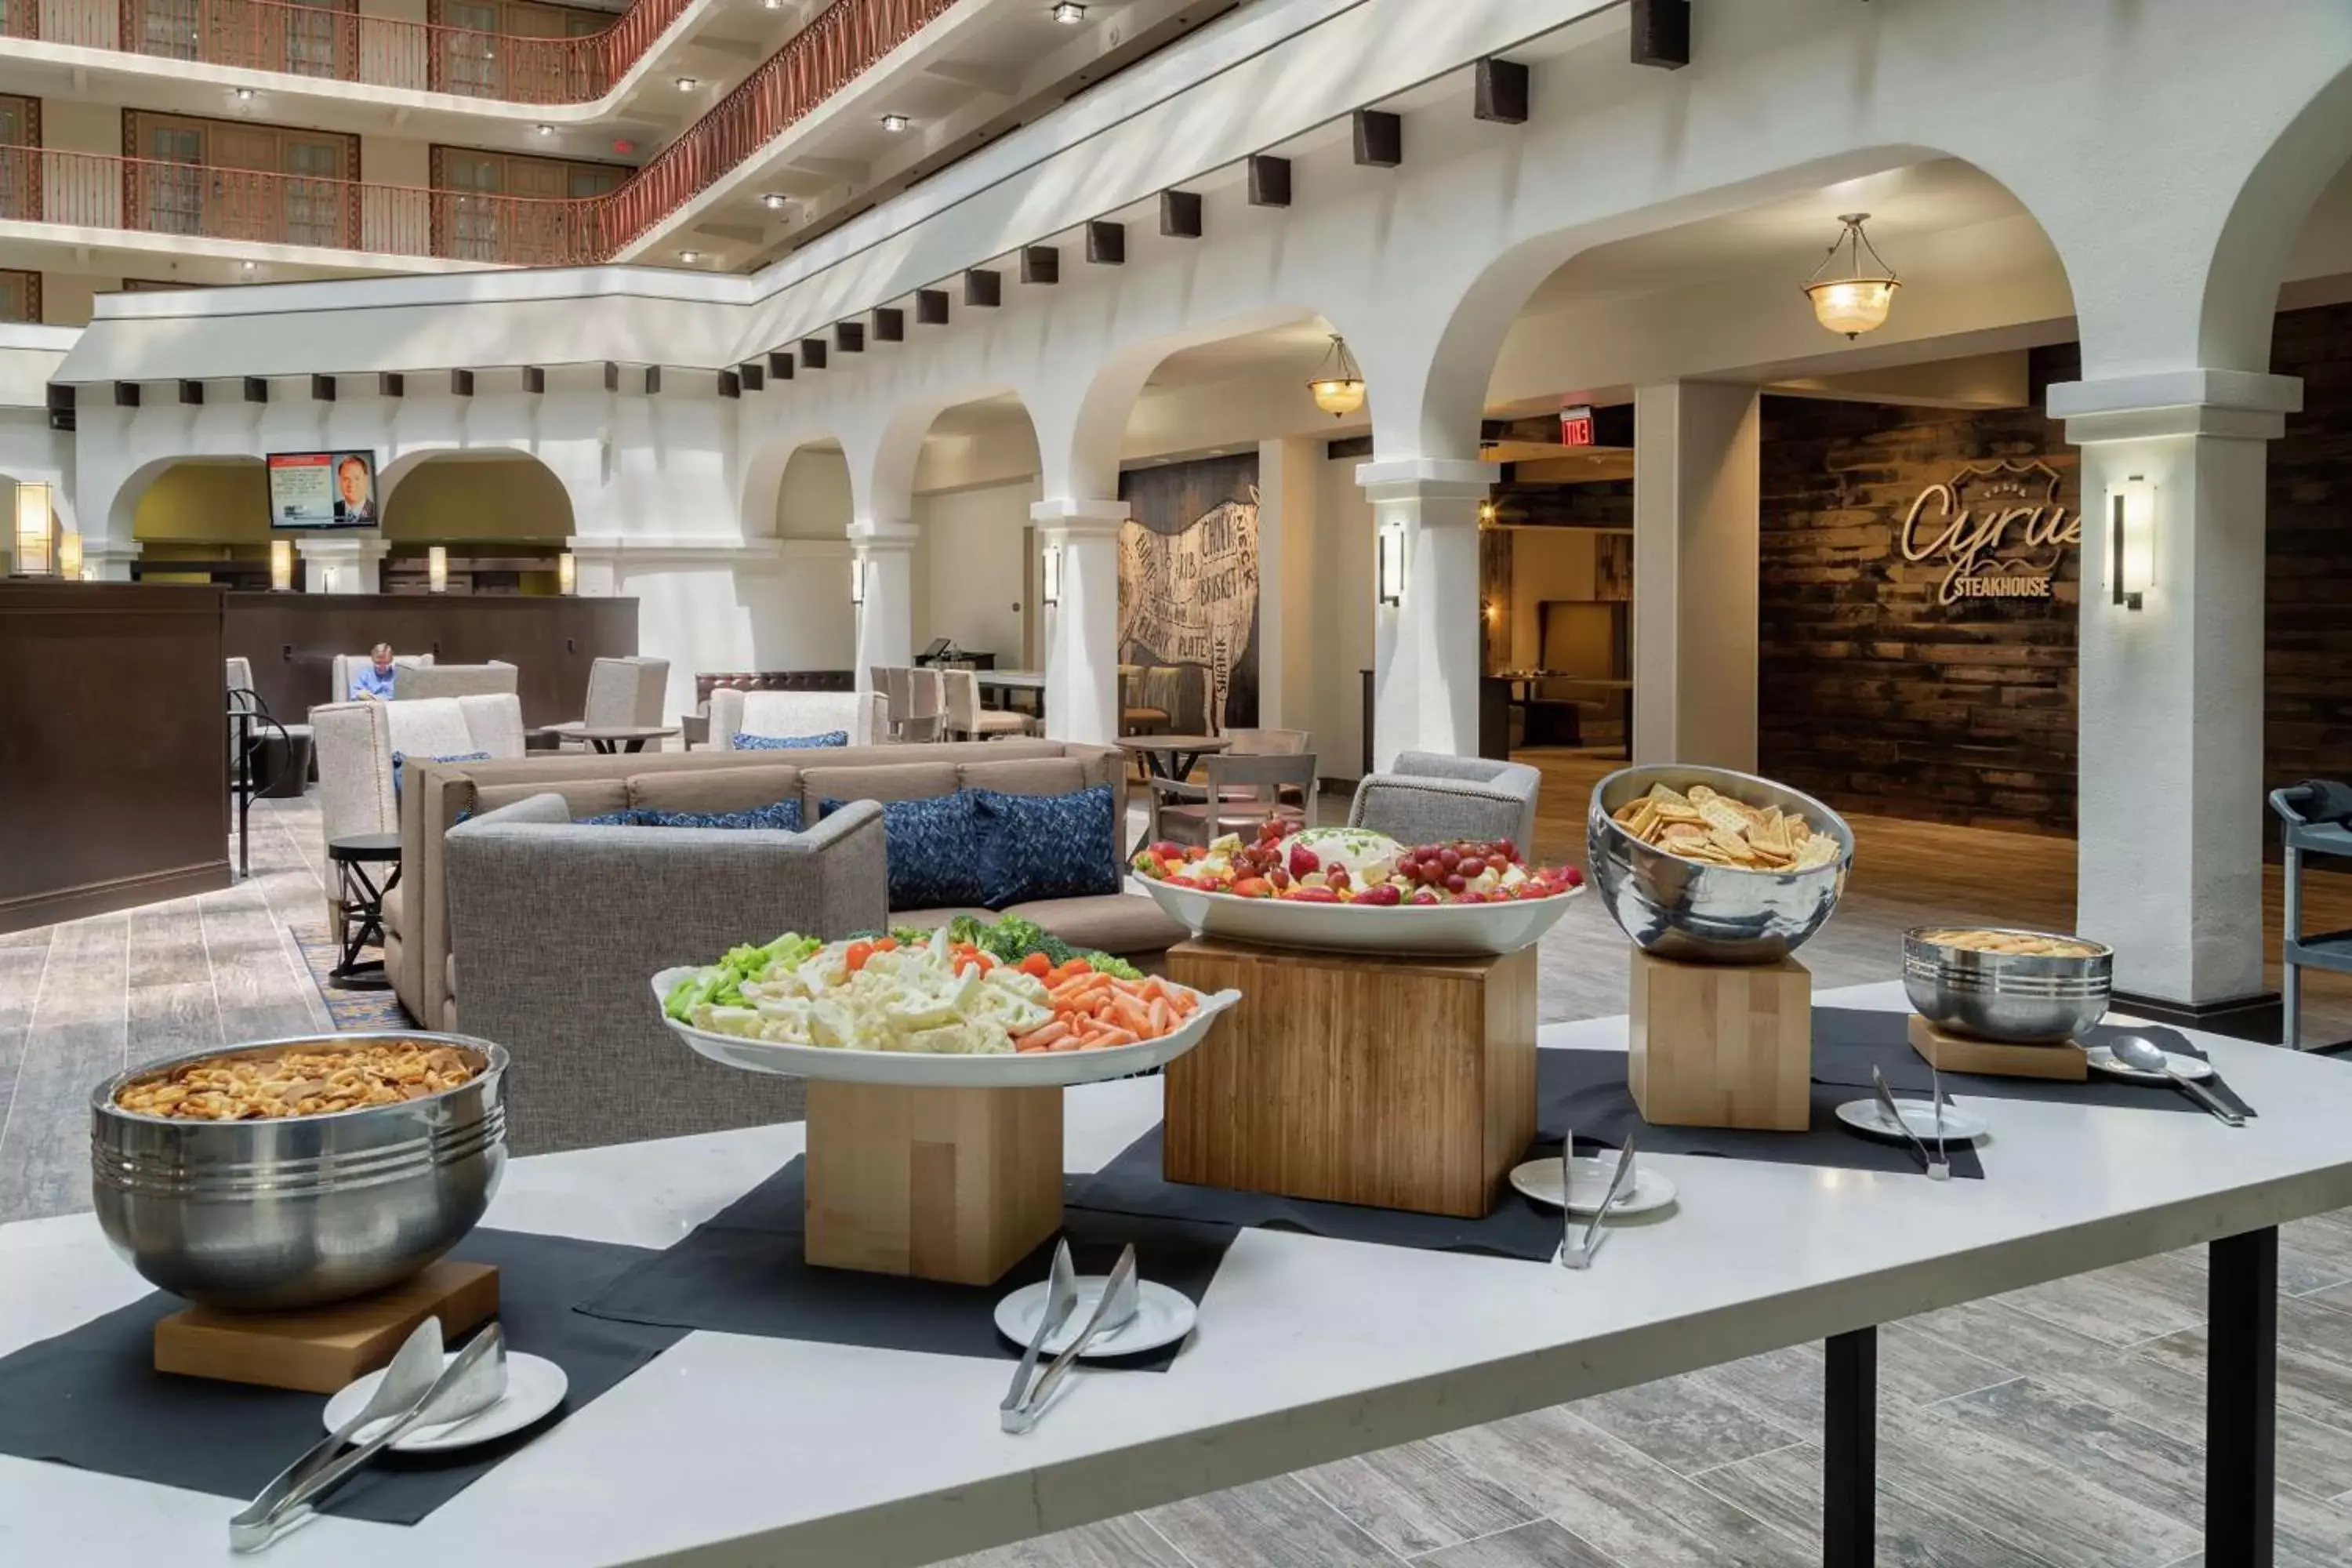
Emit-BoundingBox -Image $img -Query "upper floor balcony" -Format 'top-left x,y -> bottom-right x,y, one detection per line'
0,0 -> 696,106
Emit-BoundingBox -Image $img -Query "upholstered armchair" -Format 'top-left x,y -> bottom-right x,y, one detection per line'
709,687 -> 866,748
310,695 -> 525,931
331,652 -> 432,702
393,661 -> 517,700
442,793 -> 887,1153
1348,751 -> 1542,854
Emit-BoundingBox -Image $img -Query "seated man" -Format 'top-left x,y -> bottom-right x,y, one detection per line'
352,642 -> 399,701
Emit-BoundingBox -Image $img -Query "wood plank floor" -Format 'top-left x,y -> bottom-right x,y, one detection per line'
4,782 -> 2351,1566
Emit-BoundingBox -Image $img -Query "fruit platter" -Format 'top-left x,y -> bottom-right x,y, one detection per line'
652,917 -> 1241,1088
1132,822 -> 1584,956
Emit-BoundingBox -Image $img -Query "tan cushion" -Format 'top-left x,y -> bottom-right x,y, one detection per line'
477,779 -> 630,818
381,880 -> 405,938
800,762 -> 961,815
887,906 -> 994,933
630,765 -> 801,815
956,757 -> 1087,797
1004,894 -> 1189,956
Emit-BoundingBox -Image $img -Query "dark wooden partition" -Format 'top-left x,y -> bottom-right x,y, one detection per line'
224,593 -> 638,728
0,583 -> 231,933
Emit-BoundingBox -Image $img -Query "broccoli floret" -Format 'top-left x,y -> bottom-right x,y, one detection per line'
1084,951 -> 1144,982
981,916 -> 1049,963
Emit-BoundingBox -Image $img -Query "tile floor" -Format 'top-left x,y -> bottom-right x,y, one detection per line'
5,789 -> 2352,1566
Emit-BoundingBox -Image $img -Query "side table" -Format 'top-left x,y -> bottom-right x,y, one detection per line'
326,833 -> 403,991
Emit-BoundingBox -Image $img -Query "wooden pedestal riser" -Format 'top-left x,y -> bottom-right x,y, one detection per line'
1629,950 -> 1812,1131
153,1260 -> 500,1393
1907,1014 -> 2088,1080
802,1079 -> 1064,1286
1163,939 -> 1537,1219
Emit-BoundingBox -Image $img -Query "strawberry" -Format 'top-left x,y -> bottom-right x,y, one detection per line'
1287,842 -> 1320,880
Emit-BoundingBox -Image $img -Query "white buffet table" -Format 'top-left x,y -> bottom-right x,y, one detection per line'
3,981 -> 2348,1567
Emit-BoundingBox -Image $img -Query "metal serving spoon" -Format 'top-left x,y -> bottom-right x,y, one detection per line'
2110,1034 -> 2243,1126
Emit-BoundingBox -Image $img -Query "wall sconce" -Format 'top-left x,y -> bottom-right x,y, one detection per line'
1041,543 -> 1062,607
11,480 -> 53,577
2107,474 -> 2155,610
1308,334 -> 1367,419
1377,521 -> 1405,606
428,546 -> 449,593
850,554 -> 866,607
1803,212 -> 1900,339
56,530 -> 82,581
557,551 -> 577,595
270,539 -> 295,592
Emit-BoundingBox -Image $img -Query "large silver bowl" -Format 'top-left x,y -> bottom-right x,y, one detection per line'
1902,927 -> 2112,1044
1587,765 -> 1854,964
91,1031 -> 506,1311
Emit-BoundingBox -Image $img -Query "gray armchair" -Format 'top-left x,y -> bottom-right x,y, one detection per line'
443,793 -> 887,1156
1348,751 -> 1541,852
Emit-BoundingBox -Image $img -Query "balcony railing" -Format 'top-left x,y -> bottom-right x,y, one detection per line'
0,0 -> 695,105
0,0 -> 960,264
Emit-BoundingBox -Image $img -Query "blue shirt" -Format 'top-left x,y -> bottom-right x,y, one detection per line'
352,662 -> 398,700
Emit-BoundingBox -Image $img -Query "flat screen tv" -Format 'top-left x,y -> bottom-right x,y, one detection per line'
267,450 -> 379,529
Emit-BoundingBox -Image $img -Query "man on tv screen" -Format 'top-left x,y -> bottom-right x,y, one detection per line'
334,454 -> 376,524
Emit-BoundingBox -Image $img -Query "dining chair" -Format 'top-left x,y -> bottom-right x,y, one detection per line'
901,666 -> 946,743
942,668 -> 1033,740
880,666 -> 914,742
1150,752 -> 1316,849
1224,728 -> 1314,809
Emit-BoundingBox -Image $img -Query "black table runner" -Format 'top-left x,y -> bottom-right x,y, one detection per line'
574,1157 -> 1236,1372
0,1229 -> 684,1527
1810,1008 -> 2256,1119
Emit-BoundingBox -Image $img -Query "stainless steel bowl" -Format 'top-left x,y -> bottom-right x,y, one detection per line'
1902,927 -> 2113,1044
90,1031 -> 507,1311
1586,765 -> 1855,964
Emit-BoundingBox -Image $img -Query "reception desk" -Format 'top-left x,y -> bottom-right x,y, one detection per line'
0,583 -> 231,933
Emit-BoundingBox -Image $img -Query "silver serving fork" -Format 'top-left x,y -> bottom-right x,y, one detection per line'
1004,1245 -> 1138,1434
1001,1240 -> 1080,1424
1561,1134 -> 1639,1271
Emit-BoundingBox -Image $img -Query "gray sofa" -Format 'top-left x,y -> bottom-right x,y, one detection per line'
1348,751 -> 1543,851
445,794 -> 887,1155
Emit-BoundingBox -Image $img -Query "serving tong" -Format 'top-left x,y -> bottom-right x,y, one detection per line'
1002,1243 -> 1138,1433
1871,1063 -> 1950,1181
1559,1132 -> 1640,1270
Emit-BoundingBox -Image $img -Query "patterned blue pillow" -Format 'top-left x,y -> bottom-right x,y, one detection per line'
818,793 -> 983,909
735,730 -> 850,750
575,808 -> 647,826
970,784 -> 1120,908
390,750 -> 490,801
636,798 -> 804,832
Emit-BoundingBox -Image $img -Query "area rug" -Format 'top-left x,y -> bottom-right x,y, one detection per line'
292,927 -> 418,1031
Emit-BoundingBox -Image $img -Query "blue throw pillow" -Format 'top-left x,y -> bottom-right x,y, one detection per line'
637,798 -> 804,832
735,730 -> 849,750
575,808 -> 647,826
970,784 -> 1121,908
390,750 -> 490,801
819,793 -> 984,909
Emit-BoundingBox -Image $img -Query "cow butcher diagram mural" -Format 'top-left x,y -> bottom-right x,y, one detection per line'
1116,453 -> 1261,731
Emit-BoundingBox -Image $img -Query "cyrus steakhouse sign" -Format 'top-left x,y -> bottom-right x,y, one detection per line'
1899,458 -> 2079,606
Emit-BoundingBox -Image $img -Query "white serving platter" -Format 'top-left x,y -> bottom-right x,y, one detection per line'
649,967 -> 1242,1088
1136,879 -> 1581,956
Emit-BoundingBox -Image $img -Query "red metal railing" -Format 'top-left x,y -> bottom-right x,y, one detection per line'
0,0 -> 695,105
0,0 -> 960,263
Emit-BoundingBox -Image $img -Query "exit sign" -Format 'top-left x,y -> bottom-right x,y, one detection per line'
1559,404 -> 1595,447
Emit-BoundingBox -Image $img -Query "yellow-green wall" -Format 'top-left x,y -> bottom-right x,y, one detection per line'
383,459 -> 573,542
133,462 -> 271,543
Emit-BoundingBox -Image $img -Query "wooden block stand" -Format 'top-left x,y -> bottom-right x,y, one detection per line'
1163,938 -> 1537,1220
1907,1014 -> 2087,1080
154,1260 -> 499,1393
1629,949 -> 1812,1131
803,1079 -> 1064,1286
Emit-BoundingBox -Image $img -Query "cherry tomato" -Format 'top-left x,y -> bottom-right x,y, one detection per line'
844,941 -> 875,973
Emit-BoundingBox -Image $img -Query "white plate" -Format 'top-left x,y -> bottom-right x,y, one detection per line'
2084,1042 -> 2216,1083
995,1277 -> 1197,1359
1835,1098 -> 1990,1143
1137,878 -> 1581,956
322,1350 -> 568,1453
1508,1155 -> 1679,1217
651,969 -> 1242,1088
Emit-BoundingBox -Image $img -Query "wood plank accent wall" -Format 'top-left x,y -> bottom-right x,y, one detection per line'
223,593 -> 637,728
0,583 -> 230,933
1757,345 -> 2082,833
2264,300 -> 2352,803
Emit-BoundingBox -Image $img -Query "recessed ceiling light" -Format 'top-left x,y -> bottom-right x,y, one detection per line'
675,76 -> 699,91
880,113 -> 911,132
678,250 -> 702,264
240,261 -> 256,271
535,123 -> 553,136
1051,1 -> 1086,20
234,87 -> 254,101
762,0 -> 781,7
762,193 -> 789,211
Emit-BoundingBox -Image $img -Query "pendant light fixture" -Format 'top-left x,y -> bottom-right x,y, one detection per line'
1803,212 -> 1900,339
1308,334 -> 1367,419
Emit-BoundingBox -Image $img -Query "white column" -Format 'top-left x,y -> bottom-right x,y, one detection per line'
1033,498 -> 1123,746
1359,458 -> 1488,770
564,536 -> 623,597
1255,437 -> 1322,731
296,532 -> 390,594
82,540 -> 140,582
1631,381 -> 1761,770
2053,370 -> 2299,1017
849,518 -> 917,692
